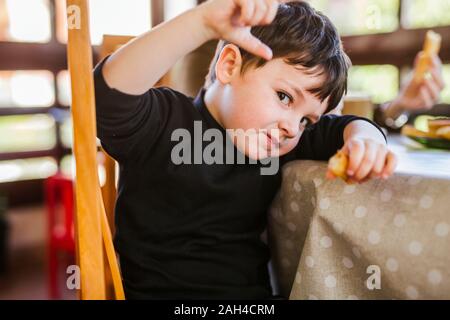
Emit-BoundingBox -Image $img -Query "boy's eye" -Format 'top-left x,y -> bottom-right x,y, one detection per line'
277,91 -> 292,105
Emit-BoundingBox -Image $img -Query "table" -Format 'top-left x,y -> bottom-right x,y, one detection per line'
268,134 -> 450,299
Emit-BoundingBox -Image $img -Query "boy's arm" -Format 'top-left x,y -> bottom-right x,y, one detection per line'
101,8 -> 211,95
102,0 -> 285,95
334,120 -> 397,183
294,115 -> 396,183
95,0 -> 286,161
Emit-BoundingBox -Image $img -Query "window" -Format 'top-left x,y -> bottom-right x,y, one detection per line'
0,114 -> 56,153
60,116 -> 72,149
0,157 -> 57,183
164,0 -> 197,21
0,71 -> 55,108
348,65 -> 399,104
57,70 -> 71,106
0,0 -> 51,43
56,0 -> 152,45
308,0 -> 399,36
402,0 -> 450,29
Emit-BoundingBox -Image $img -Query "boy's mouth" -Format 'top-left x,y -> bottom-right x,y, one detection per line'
266,133 -> 280,150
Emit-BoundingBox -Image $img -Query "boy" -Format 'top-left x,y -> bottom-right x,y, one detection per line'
93,0 -> 397,299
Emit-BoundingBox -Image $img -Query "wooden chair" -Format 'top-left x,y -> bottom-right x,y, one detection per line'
66,0 -> 123,299
66,0 -> 217,300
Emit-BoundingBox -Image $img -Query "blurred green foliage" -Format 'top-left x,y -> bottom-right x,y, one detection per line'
348,65 -> 400,104
403,0 -> 450,28
308,0 -> 399,36
0,115 -> 56,153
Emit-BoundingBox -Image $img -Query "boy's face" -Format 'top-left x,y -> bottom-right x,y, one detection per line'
211,44 -> 330,160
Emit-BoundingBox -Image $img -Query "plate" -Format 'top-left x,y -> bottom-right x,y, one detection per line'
405,135 -> 450,150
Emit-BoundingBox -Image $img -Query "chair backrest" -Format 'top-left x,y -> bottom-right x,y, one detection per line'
66,0 -> 124,300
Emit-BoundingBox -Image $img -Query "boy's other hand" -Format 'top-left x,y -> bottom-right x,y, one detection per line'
199,0 -> 291,60
326,138 -> 398,184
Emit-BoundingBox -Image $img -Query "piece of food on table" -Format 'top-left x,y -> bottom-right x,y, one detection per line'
328,150 -> 349,181
414,30 -> 442,82
436,126 -> 450,140
401,124 -> 439,139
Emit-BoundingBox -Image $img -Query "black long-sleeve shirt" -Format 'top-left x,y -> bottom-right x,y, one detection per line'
93,55 -> 386,299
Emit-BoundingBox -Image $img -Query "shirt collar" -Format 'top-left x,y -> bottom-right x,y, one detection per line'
193,88 -> 225,133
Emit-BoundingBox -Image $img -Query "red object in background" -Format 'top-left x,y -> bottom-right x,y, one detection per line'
45,173 -> 75,300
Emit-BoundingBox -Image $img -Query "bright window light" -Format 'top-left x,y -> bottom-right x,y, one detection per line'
56,0 -> 151,45
164,0 -> 197,21
3,0 -> 51,42
0,157 -> 58,183
57,70 -> 71,106
0,114 -> 56,153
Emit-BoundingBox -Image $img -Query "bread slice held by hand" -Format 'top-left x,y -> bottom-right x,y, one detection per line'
328,150 -> 349,181
414,31 -> 442,82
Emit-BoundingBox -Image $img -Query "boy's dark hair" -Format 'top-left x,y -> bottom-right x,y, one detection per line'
204,1 -> 351,113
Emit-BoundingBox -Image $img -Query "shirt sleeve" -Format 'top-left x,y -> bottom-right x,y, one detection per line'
94,54 -> 175,163
293,114 -> 387,161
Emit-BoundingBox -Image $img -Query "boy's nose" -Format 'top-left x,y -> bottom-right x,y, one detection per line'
278,117 -> 301,139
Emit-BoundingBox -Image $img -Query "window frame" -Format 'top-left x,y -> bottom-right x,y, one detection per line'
0,0 -> 161,204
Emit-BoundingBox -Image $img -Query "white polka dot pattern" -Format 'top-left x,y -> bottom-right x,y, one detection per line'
320,236 -> 332,249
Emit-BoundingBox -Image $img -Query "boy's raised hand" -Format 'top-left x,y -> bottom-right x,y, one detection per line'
199,0 -> 290,60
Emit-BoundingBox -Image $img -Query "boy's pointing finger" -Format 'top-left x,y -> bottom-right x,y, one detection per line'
234,31 -> 273,60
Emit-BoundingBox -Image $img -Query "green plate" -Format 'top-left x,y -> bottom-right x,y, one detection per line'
406,135 -> 450,150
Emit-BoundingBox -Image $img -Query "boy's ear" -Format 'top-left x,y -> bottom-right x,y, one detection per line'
215,44 -> 243,85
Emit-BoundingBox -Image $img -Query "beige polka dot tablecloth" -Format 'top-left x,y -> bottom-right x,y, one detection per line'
268,160 -> 450,300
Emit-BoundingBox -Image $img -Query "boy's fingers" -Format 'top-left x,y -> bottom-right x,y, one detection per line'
238,0 -> 255,25
262,0 -> 279,24
238,32 -> 273,60
251,0 -> 268,25
372,147 -> 388,176
353,143 -> 377,181
381,151 -> 397,179
344,139 -> 364,176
